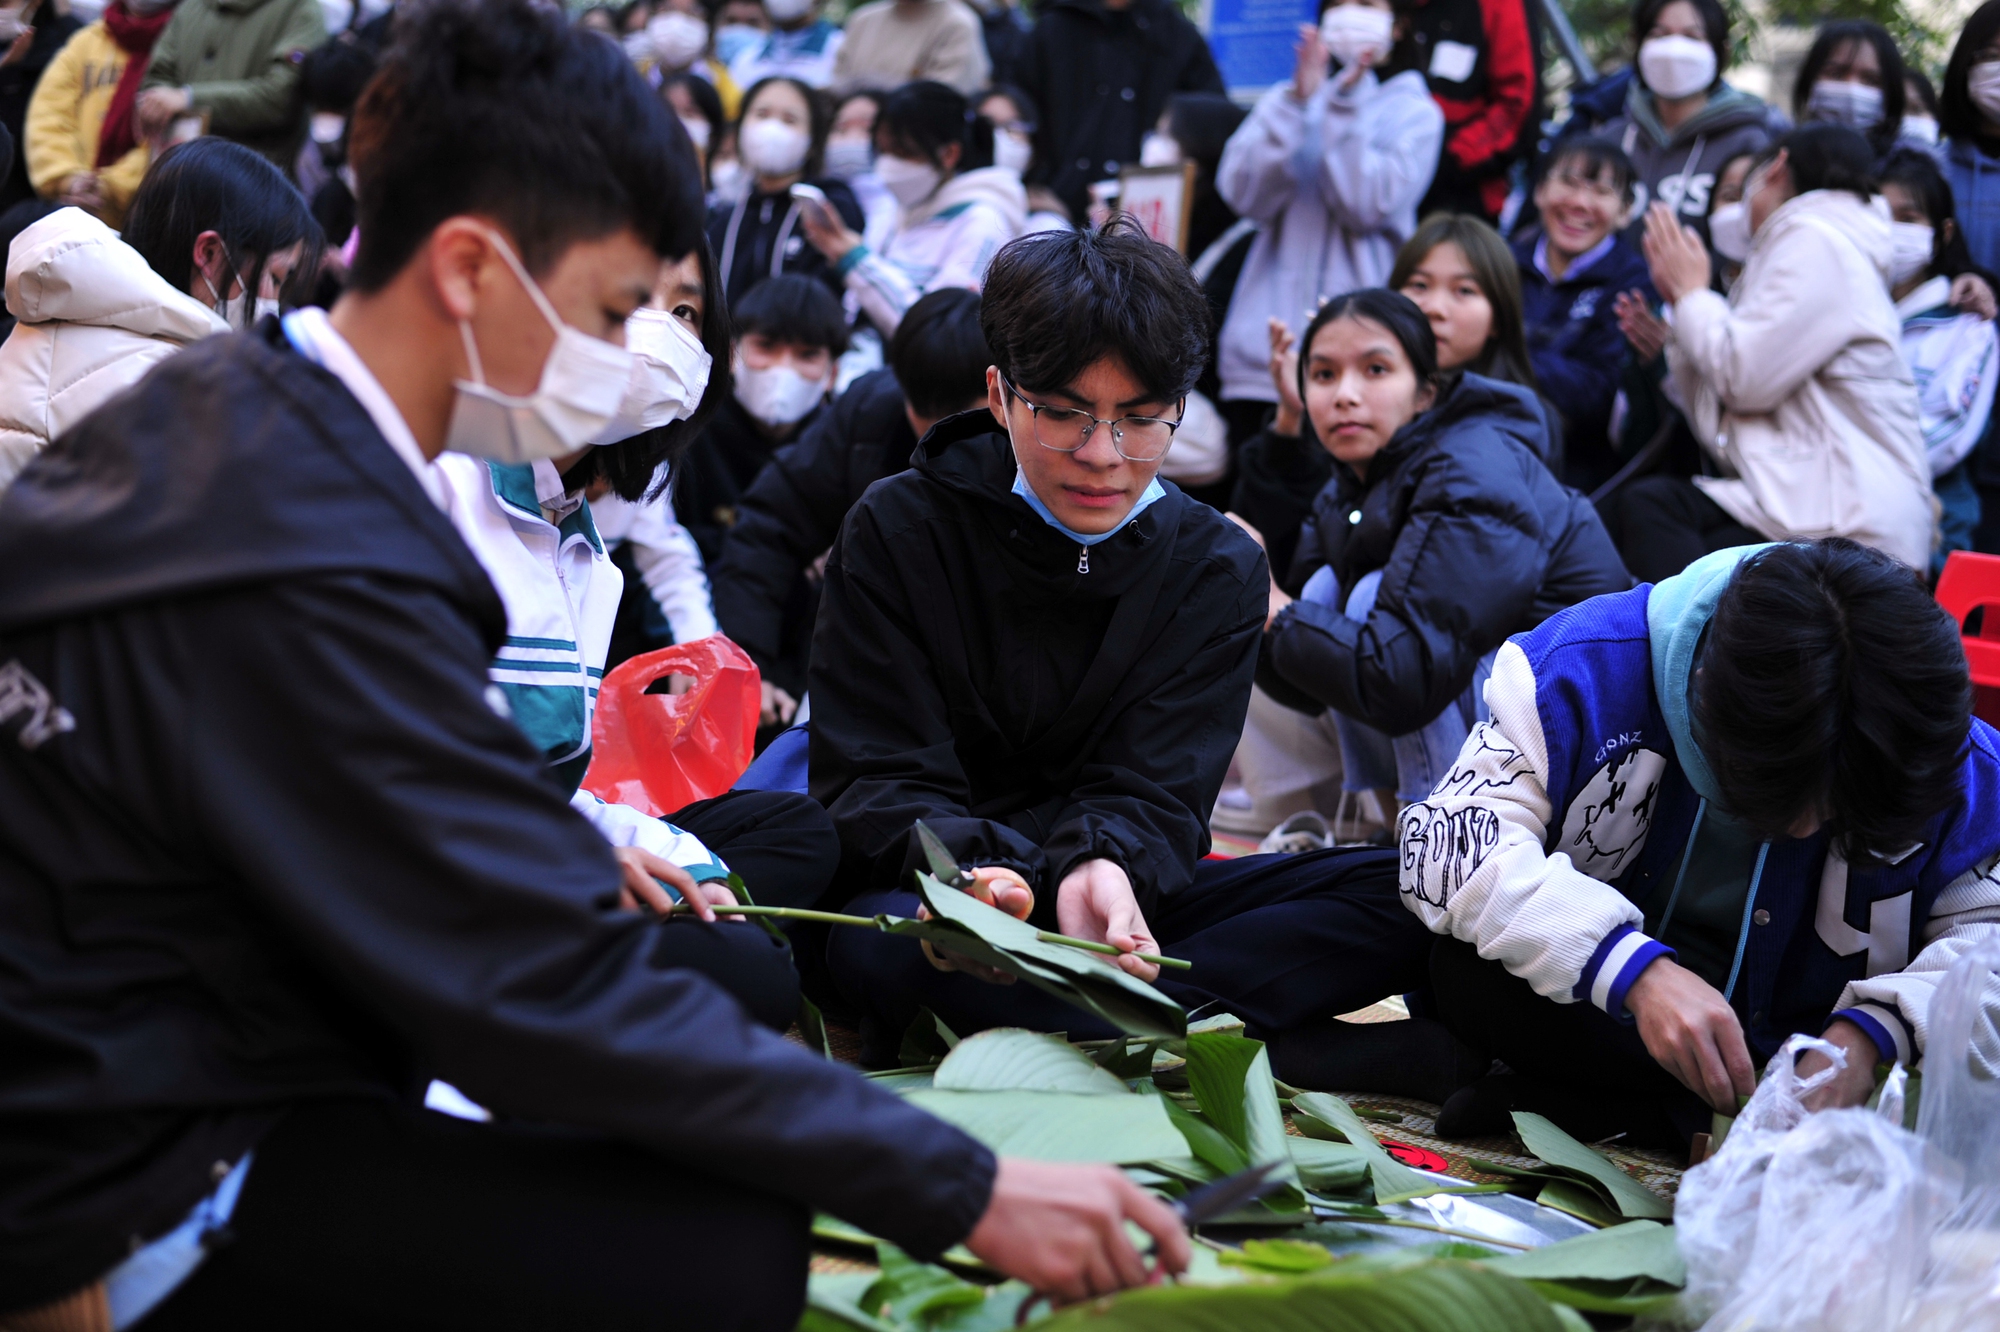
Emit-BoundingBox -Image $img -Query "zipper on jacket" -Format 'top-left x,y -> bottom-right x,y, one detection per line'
1077,544 -> 1089,574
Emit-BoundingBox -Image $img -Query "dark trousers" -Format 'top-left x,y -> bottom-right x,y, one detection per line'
1598,474 -> 1763,585
668,788 -> 838,912
1429,935 -> 1710,1145
142,1099 -> 808,1332
826,847 -> 1432,1052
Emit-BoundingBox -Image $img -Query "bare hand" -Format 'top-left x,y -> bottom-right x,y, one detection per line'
134,86 -> 190,139
1796,1018 -> 1883,1112
1625,957 -> 1756,1113
760,679 -> 797,728
1056,859 -> 1162,983
796,197 -> 860,264
1614,289 -> 1669,363
1268,317 -> 1303,437
964,1158 -> 1189,1304
1292,22 -> 1328,102
1334,41 -> 1375,91
1951,272 -> 1998,321
1641,203 -> 1711,305
0,25 -> 32,67
920,865 -> 1034,982
611,845 -> 736,921
57,172 -> 103,210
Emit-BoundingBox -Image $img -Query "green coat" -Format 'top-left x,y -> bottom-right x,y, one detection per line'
141,0 -> 325,164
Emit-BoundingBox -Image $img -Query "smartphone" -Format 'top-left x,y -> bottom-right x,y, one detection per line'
789,182 -> 837,229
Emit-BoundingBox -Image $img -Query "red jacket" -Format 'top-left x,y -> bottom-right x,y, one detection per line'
1392,0 -> 1537,217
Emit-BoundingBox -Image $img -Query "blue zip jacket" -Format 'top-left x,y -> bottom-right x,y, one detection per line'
1512,228 -> 1654,485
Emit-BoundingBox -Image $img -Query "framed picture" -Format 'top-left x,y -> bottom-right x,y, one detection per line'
1116,162 -> 1197,254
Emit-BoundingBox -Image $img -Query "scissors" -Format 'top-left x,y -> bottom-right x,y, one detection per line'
915,819 -> 978,892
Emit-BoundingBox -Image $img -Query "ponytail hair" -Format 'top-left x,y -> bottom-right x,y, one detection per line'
878,79 -> 994,172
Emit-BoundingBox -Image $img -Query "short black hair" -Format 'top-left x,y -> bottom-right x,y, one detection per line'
1943,0 -> 2000,142
879,79 -> 993,171
347,0 -> 702,291
979,216 -> 1210,404
664,68 -> 725,137
977,82 -> 1038,130
1632,0 -> 1729,88
1879,147 -> 1978,281
1754,123 -> 1875,202
1695,540 -> 1971,859
562,240 -> 733,503
731,271 -> 848,355
1539,135 -> 1637,205
889,288 -> 990,419
1295,288 -> 1439,406
123,138 -> 325,329
1794,20 -> 1906,157
301,32 -> 378,113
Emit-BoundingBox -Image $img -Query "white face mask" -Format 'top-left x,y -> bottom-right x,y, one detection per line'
1638,35 -> 1716,101
309,112 -> 345,145
875,153 -> 941,209
1707,199 -> 1752,263
1138,132 -> 1180,167
763,0 -> 812,22
709,157 -> 748,201
591,308 -> 714,445
1972,60 -> 2000,121
444,227 -> 635,465
1901,113 -> 1939,146
995,128 -> 1035,175
1888,220 -> 1935,288
1318,4 -> 1393,69
740,117 -> 810,176
1807,79 -> 1883,130
733,355 -> 825,426
823,133 -> 873,180
647,10 -> 708,66
621,28 -> 653,61
680,115 -> 712,152
202,265 -> 277,329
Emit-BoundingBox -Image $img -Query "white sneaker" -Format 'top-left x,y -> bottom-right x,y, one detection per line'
1257,810 -> 1335,855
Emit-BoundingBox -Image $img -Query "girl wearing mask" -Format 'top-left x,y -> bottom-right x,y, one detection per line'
1880,148 -> 1998,565
21,0 -> 174,228
636,0 -> 740,119
0,138 -> 321,487
673,273 -> 843,563
798,79 -> 1024,337
705,75 -> 865,308
1599,0 -> 1773,245
1251,288 -> 1626,829
1940,1 -> 2000,277
822,89 -> 898,249
977,83 -> 1072,232
1792,20 -> 1913,163
664,68 -> 726,185
1213,0 -> 1443,451
1904,68 -> 1941,147
1606,125 -> 1932,581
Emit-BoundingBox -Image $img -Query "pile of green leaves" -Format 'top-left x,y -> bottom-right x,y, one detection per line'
810,1021 -> 1691,1331
1463,1113 -> 1672,1228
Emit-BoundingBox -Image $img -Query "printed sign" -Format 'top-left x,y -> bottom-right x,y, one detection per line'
1201,0 -> 1316,93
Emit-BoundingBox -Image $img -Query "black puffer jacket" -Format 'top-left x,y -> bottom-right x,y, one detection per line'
711,369 -> 916,695
671,394 -> 822,566
809,411 -> 1267,918
1258,372 -> 1629,735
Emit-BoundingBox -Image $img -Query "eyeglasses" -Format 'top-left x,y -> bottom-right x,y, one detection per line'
1002,376 -> 1182,463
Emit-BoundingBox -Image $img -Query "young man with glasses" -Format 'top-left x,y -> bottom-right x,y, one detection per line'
809,220 -> 1435,1065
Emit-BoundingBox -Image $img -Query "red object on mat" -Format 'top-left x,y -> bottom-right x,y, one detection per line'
1381,1141 -> 1451,1173
1936,551 -> 2000,728
581,635 -> 761,817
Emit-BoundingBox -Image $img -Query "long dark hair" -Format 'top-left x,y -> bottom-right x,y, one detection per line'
1753,123 -> 1875,202
1793,20 -> 1906,159
1388,213 -> 1535,388
1879,147 -> 1979,282
1941,0 -> 2000,144
122,138 -> 324,329
878,79 -> 994,172
1294,288 -> 1442,409
561,239 -> 734,502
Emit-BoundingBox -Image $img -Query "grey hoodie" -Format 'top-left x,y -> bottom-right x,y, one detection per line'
1602,81 -> 1778,242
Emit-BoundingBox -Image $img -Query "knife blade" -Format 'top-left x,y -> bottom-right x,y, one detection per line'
1174,1160 -> 1288,1227
913,819 -> 977,892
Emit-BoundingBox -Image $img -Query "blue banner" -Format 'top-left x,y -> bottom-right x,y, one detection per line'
1203,0 -> 1315,92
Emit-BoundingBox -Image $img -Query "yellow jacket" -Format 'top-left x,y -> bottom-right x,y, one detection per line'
25,22 -> 150,230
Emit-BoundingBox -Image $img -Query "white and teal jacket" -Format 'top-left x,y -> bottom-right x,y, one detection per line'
834,166 -> 1025,337
434,452 -> 731,882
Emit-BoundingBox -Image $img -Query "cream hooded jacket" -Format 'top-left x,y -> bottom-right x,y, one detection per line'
0,208 -> 229,489
1667,188 -> 1934,568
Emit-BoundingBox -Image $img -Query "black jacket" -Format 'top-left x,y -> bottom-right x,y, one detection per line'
672,393 -> 822,567
809,412 -> 1267,919
710,368 -> 915,696
0,327 -> 991,1309
706,178 -> 865,309
1018,0 -> 1224,218
1258,373 -> 1630,735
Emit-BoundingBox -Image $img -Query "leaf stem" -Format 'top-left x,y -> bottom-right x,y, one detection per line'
1034,930 -> 1193,971
672,904 -> 1192,970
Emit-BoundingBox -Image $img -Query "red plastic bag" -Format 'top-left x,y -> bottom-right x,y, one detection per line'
581,635 -> 761,817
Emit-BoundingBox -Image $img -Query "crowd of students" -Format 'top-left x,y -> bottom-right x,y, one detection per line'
0,0 -> 1999,1324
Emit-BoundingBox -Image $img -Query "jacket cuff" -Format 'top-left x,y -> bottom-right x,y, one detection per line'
835,244 -> 871,277
1573,924 -> 1672,1022
1833,1004 -> 1911,1067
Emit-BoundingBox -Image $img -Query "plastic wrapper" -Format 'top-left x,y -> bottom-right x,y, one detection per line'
581,635 -> 761,817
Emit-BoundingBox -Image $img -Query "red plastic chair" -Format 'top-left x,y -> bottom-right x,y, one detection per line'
1936,551 -> 2000,728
